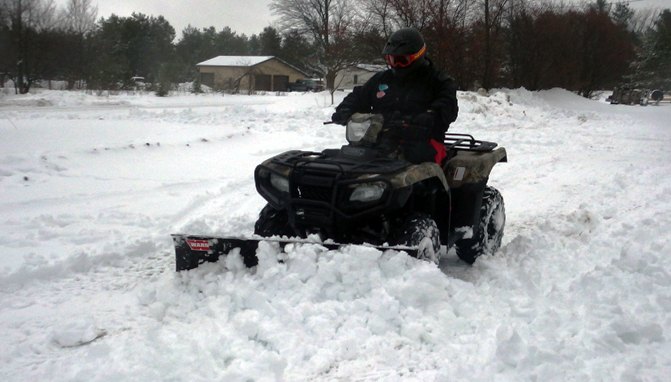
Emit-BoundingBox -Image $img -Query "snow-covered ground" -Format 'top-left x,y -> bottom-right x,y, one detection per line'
1,88 -> 670,381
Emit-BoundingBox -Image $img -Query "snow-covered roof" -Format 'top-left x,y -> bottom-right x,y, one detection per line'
196,56 -> 274,67
354,63 -> 387,72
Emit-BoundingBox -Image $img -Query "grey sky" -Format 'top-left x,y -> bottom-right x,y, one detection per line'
62,0 -> 277,37
57,0 -> 668,39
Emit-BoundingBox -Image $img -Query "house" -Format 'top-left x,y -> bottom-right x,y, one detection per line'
196,56 -> 308,92
335,64 -> 387,90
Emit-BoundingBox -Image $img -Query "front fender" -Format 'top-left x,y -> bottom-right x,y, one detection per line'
388,162 -> 450,191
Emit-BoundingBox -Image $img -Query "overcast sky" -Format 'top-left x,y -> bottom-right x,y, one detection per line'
54,0 -> 668,39
58,0 -> 277,37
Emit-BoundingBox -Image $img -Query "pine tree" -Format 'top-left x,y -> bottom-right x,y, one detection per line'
191,75 -> 203,94
633,10 -> 671,89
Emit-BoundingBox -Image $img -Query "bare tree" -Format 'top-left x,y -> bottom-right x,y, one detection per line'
364,0 -> 467,33
386,0 -> 436,30
629,8 -> 661,36
271,0 -> 358,103
421,0 -> 474,88
363,0 -> 475,88
61,0 -> 97,35
59,0 -> 97,89
478,0 -> 509,89
1,0 -> 57,93
361,0 -> 394,37
6,0 -> 58,30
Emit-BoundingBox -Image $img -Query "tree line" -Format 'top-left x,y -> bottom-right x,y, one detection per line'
1,0 -> 669,97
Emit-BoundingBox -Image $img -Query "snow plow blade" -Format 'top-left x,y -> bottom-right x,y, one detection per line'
171,234 -> 418,271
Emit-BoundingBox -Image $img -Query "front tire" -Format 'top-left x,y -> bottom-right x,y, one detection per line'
393,213 -> 441,264
455,186 -> 505,264
254,204 -> 293,237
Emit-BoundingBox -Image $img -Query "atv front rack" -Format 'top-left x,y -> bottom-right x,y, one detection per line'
172,234 -> 417,271
444,133 -> 498,152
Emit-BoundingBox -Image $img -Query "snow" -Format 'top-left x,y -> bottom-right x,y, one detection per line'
630,0 -> 671,11
1,87 -> 670,381
196,56 -> 274,67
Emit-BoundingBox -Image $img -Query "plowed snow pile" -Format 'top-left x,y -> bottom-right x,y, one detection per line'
1,88 -> 670,381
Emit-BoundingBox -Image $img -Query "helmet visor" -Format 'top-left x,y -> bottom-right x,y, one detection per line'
384,44 -> 426,68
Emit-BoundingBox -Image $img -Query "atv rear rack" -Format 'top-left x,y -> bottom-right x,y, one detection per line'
444,133 -> 498,152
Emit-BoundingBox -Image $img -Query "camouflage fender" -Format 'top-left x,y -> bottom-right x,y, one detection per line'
388,162 -> 449,190
444,147 -> 507,188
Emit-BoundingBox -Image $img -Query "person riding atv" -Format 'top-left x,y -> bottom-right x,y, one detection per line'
171,29 -> 507,272
331,27 -> 459,165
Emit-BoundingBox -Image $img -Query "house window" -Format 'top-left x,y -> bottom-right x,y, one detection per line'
353,74 -> 358,85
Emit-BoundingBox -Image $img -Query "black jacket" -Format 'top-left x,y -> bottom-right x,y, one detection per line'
335,60 -> 459,141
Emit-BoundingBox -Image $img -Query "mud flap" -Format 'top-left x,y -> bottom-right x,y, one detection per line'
172,234 -> 419,271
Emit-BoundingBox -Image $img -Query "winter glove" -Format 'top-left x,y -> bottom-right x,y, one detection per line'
402,140 -> 437,164
411,111 -> 436,130
331,108 -> 353,125
400,112 -> 434,141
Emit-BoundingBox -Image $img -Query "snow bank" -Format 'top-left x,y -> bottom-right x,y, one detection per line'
1,88 -> 670,381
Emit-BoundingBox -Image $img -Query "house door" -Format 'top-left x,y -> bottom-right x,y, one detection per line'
273,75 -> 289,91
200,72 -> 214,87
254,74 -> 272,91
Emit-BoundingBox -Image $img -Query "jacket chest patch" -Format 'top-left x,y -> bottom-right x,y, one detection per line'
377,84 -> 389,99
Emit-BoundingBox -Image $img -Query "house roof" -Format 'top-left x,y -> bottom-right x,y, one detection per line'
196,55 -> 310,76
196,56 -> 274,67
355,64 -> 387,72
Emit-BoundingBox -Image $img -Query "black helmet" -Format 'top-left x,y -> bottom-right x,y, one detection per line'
382,28 -> 427,69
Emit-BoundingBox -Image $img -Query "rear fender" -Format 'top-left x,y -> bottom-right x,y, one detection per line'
444,147 -> 507,189
444,147 -> 506,241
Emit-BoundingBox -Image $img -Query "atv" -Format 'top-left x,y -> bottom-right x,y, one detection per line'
172,113 -> 507,271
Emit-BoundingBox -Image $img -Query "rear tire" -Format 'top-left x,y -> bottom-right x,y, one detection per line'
254,204 -> 293,237
393,213 -> 441,264
455,186 -> 505,264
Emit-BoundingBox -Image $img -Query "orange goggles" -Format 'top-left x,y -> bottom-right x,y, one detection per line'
384,44 -> 426,68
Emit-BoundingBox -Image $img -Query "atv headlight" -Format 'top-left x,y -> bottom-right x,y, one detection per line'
270,173 -> 290,193
346,119 -> 371,143
349,182 -> 386,202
